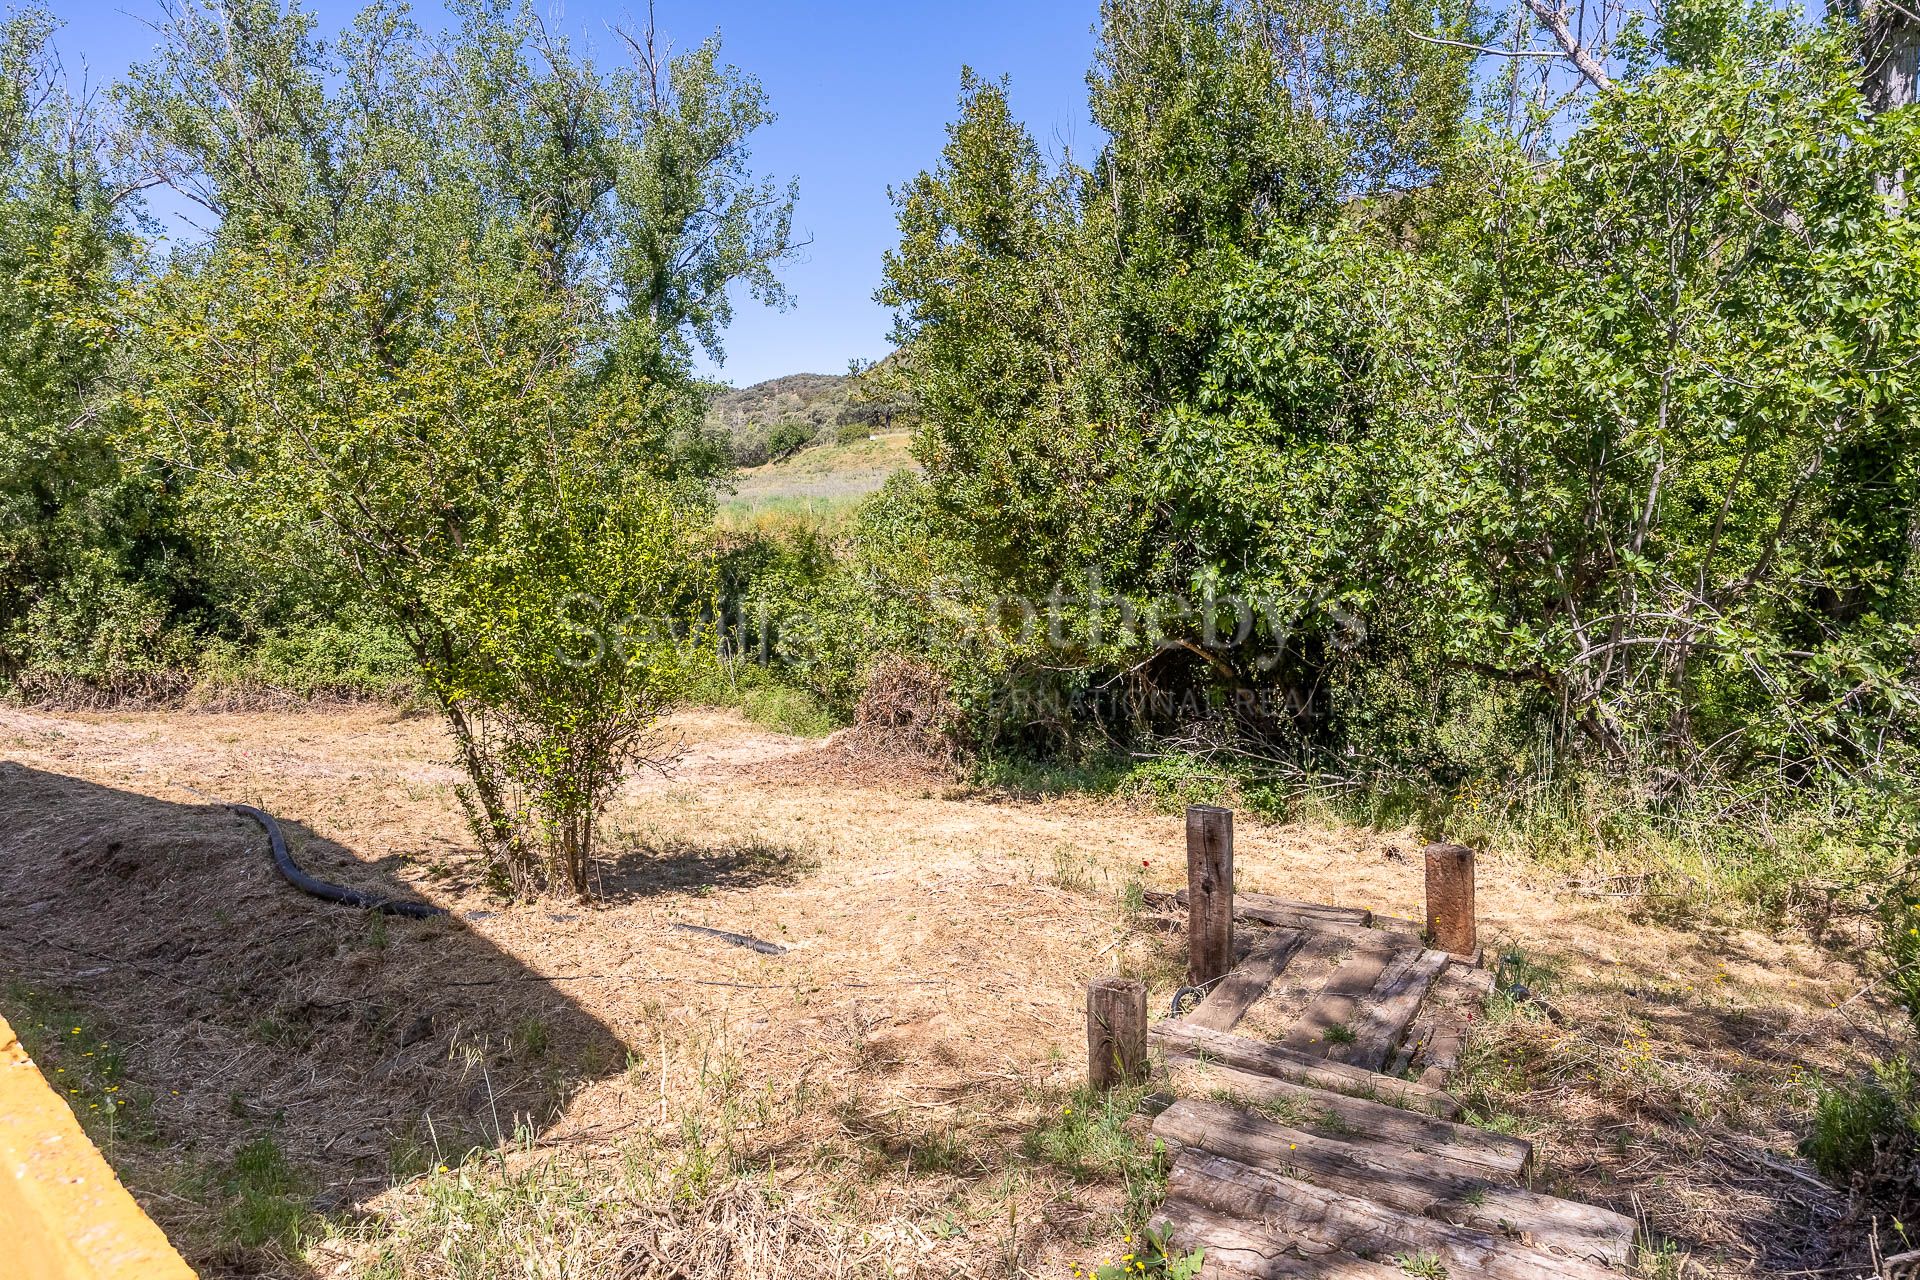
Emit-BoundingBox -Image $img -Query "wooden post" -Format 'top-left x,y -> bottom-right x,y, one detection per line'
1186,805 -> 1234,987
1424,842 -> 1477,959
1086,977 -> 1147,1091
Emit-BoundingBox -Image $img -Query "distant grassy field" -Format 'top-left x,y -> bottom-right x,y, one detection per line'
718,430 -> 915,529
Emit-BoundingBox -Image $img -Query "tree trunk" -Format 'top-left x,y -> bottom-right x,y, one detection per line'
444,702 -> 527,889
1856,1 -> 1920,111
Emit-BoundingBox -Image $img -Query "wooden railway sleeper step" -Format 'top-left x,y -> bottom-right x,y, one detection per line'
1152,1199 -> 1407,1279
1162,1055 -> 1531,1180
1154,1098 -> 1636,1267
1167,1149 -> 1631,1280
1151,1020 -> 1463,1119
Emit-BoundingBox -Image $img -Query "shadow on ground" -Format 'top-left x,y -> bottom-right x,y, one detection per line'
1457,932 -> 1862,1277
0,762 -> 630,1280
588,832 -> 817,901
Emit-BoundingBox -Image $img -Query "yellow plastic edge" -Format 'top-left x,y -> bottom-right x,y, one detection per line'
0,1015 -> 197,1280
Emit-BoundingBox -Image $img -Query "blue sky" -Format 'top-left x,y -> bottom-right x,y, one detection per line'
46,0 -> 1104,386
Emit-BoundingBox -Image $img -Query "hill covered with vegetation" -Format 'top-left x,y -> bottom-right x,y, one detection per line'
705,368 -> 913,466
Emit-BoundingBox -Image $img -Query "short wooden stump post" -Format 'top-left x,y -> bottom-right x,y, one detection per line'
1186,805 -> 1234,988
1086,976 -> 1147,1091
1424,842 -> 1477,958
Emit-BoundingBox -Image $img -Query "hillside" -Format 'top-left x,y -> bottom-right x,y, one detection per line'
705,368 -> 914,466
705,372 -> 849,465
706,371 -> 850,436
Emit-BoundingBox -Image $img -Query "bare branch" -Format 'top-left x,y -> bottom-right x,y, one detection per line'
1406,30 -> 1565,58
1522,0 -> 1616,92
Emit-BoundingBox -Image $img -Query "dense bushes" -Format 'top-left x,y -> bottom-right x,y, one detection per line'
853,0 -> 1920,885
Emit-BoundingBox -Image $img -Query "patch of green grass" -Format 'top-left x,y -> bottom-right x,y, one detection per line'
1633,1237 -> 1693,1279
739,681 -> 841,736
249,1014 -> 301,1049
1048,845 -> 1103,895
1324,1021 -> 1356,1046
717,493 -> 868,532
971,750 -> 1136,799
1883,890 -> 1920,1024
688,665 -> 845,737
220,1136 -> 310,1249
1803,1055 -> 1918,1187
1220,1090 -> 1305,1129
1311,1107 -> 1357,1136
1023,1084 -> 1162,1188
513,1015 -> 550,1060
1396,1252 -> 1448,1278
970,745 -> 1244,812
1022,1084 -> 1175,1255
1,982 -> 159,1148
386,1125 -> 435,1182
1492,946 -> 1561,996
904,1126 -> 975,1175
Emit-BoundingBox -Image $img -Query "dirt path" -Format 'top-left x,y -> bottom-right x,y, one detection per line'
0,704 -> 1891,1277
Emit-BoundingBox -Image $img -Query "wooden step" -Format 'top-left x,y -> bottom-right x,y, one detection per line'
1164,1056 -> 1530,1180
1189,929 -> 1306,1032
1148,888 -> 1373,926
1170,1150 -> 1628,1280
1151,1020 -> 1463,1119
1154,1099 -> 1637,1266
1280,939 -> 1408,1054
1232,892 -> 1373,927
1145,890 -> 1422,943
1234,894 -> 1422,943
1335,946 -> 1450,1071
1154,1199 -> 1406,1278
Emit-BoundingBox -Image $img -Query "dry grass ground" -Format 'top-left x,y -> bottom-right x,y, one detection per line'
0,703 -> 1897,1278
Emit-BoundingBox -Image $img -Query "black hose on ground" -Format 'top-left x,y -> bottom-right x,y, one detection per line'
229,802 -> 446,919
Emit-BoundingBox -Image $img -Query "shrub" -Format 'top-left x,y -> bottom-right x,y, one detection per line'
1884,887 -> 1920,1027
194,616 -> 417,704
1804,1056 -> 1920,1220
763,419 -> 815,462
5,554 -> 192,704
687,661 -> 844,737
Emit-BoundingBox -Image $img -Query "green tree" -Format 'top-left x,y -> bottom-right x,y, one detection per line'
1160,1 -> 1920,791
1428,7 -> 1920,783
0,10 -> 181,693
130,0 -> 796,896
880,0 -> 1920,802
877,0 -> 1474,739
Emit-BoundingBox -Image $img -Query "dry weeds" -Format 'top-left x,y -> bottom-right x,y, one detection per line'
0,702 -> 1896,1277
